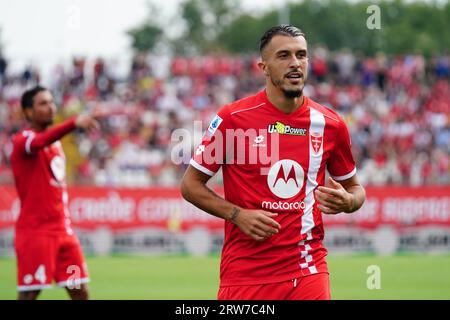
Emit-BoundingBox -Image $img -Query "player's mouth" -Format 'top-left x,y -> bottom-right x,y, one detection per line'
285,72 -> 303,84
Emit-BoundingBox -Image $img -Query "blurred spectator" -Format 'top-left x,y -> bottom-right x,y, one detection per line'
0,51 -> 7,86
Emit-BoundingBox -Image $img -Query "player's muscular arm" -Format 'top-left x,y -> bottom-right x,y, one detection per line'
26,118 -> 77,154
315,176 -> 365,214
181,165 -> 281,241
26,107 -> 105,154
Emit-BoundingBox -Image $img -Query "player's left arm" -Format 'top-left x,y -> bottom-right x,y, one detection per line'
320,114 -> 366,214
315,175 -> 366,214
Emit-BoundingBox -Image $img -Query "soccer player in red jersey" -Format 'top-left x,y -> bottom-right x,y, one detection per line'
10,86 -> 103,300
181,25 -> 366,300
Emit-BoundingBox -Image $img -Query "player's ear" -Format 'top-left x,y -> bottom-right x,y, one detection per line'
258,60 -> 269,77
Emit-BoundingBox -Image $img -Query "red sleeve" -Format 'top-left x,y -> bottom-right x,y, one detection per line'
190,106 -> 232,176
19,118 -> 76,155
326,118 -> 357,181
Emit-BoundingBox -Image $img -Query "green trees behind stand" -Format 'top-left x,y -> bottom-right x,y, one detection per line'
128,0 -> 450,56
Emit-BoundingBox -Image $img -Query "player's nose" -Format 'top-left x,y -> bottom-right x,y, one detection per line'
289,55 -> 301,68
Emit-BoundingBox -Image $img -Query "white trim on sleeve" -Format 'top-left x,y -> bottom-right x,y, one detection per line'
331,167 -> 357,181
189,159 -> 215,176
25,133 -> 35,154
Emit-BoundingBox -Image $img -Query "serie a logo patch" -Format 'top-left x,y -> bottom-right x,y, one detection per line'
207,114 -> 223,137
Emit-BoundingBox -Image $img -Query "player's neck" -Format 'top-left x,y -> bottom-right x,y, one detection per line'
266,85 -> 304,114
30,122 -> 48,132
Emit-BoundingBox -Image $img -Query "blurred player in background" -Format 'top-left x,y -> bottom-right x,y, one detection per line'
181,25 -> 366,300
10,86 -> 104,300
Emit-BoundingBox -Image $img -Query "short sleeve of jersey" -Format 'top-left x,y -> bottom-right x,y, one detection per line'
190,105 -> 232,176
327,118 -> 356,181
13,131 -> 35,156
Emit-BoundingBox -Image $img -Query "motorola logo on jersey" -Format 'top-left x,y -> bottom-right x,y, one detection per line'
267,159 -> 304,199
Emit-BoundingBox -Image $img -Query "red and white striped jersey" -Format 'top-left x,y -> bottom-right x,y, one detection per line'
191,89 -> 356,286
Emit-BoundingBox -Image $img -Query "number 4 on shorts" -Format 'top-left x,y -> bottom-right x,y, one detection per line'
34,264 -> 47,284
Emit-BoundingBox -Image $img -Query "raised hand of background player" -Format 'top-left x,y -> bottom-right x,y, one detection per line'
232,209 -> 281,242
75,105 -> 107,133
315,177 -> 355,214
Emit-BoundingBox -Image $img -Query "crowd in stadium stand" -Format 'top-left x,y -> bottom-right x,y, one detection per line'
0,47 -> 448,187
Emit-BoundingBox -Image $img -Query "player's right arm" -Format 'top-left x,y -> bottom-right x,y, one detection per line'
180,107 -> 280,242
15,107 -> 104,155
181,166 -> 280,241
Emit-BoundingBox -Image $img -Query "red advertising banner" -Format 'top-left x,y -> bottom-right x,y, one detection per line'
0,185 -> 449,231
0,185 -> 224,231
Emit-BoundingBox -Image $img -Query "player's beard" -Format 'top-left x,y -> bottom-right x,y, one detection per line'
30,112 -> 54,129
282,87 -> 303,98
270,74 -> 305,99
38,116 -> 54,129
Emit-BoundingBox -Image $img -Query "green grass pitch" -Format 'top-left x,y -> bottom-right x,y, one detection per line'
0,254 -> 449,300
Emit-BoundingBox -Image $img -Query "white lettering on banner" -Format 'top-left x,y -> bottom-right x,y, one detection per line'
383,197 -> 450,224
355,199 -> 379,221
138,198 -> 220,222
137,198 -> 173,221
322,198 -> 379,223
70,192 -> 135,222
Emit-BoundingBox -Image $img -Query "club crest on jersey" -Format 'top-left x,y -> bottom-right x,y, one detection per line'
268,121 -> 307,136
207,115 -> 223,137
310,132 -> 323,154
